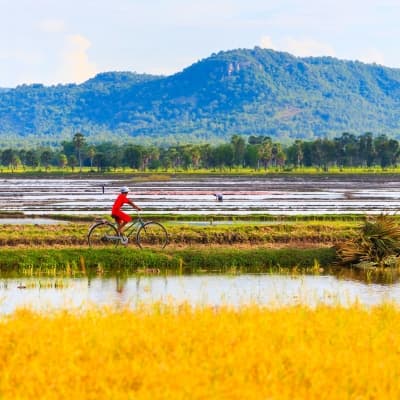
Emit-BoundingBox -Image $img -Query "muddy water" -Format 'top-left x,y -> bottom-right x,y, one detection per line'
0,175 -> 400,215
1,273 -> 399,314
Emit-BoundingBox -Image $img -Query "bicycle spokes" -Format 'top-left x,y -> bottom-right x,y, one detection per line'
88,223 -> 120,248
136,222 -> 169,249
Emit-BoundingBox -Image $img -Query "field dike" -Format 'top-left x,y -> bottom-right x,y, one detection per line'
0,219 -> 357,247
0,247 -> 336,274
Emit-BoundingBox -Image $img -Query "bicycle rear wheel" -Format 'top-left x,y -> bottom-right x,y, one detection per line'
88,222 -> 120,248
136,222 -> 169,250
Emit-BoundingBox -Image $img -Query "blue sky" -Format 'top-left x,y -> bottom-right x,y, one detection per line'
1,0 -> 399,87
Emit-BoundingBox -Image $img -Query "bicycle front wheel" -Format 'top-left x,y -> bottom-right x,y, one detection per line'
88,222 -> 120,248
136,222 -> 169,250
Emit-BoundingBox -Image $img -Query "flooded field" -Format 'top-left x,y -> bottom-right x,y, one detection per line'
0,273 -> 399,314
1,175 -> 400,215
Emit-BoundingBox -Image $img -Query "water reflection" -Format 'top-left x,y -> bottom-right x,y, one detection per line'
2,272 -> 400,314
335,267 -> 400,285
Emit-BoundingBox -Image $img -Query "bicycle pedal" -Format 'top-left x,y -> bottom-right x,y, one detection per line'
120,236 -> 129,245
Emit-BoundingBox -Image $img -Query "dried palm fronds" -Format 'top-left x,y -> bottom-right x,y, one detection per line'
336,214 -> 400,267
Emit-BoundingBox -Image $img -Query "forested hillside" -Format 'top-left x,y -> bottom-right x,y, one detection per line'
1,47 -> 400,146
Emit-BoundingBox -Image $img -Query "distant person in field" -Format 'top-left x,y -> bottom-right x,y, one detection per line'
214,193 -> 223,202
111,186 -> 141,235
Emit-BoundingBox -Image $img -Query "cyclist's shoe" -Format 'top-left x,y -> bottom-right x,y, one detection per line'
120,236 -> 129,245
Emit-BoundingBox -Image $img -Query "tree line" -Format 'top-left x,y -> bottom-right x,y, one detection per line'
0,132 -> 399,172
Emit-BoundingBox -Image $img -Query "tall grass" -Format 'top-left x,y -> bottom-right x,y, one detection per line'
0,247 -> 336,275
1,303 -> 400,399
4,166 -> 400,175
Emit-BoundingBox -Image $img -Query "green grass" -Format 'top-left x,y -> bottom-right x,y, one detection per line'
3,166 -> 400,177
0,219 -> 358,246
21,212 -> 368,223
0,247 -> 336,275
0,216 -> 366,276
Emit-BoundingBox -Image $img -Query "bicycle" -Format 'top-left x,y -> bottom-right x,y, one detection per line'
87,212 -> 169,249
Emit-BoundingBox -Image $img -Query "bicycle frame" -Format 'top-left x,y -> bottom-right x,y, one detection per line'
120,215 -> 146,240
89,212 -> 144,241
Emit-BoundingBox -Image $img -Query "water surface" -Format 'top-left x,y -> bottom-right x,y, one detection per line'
1,273 -> 399,314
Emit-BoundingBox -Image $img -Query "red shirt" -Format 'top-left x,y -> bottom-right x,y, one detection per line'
112,193 -> 130,214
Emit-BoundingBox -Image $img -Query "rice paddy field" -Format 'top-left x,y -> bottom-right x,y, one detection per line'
1,173 -> 400,215
2,175 -> 400,398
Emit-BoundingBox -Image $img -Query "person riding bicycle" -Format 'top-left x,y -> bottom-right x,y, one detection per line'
111,186 -> 141,236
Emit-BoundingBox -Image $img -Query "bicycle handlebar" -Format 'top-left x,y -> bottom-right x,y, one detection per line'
133,209 -> 143,218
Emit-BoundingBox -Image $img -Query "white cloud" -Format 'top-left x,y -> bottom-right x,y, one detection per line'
283,37 -> 335,58
260,35 -> 335,58
57,34 -> 98,83
260,35 -> 390,67
358,48 -> 386,66
260,36 -> 274,49
0,49 -> 42,64
39,19 -> 66,33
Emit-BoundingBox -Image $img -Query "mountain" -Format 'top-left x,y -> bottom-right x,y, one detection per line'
1,47 -> 400,146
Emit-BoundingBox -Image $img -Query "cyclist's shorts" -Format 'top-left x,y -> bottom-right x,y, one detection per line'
111,210 -> 132,224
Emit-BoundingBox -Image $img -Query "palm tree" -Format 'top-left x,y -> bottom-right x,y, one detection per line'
88,147 -> 96,170
72,132 -> 85,172
230,134 -> 246,167
58,153 -> 68,169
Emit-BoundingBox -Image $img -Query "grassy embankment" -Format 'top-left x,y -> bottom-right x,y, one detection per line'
1,303 -> 400,399
0,217 -> 362,273
0,247 -> 336,276
0,217 -> 359,247
2,165 -> 400,176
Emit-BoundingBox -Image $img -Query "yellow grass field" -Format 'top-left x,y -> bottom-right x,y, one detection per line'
1,303 -> 400,399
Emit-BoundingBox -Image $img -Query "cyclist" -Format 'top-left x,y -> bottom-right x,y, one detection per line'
111,186 -> 142,237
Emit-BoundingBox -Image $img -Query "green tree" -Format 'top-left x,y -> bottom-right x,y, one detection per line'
159,149 -> 173,171
11,154 -> 21,171
231,134 -> 246,167
359,132 -> 376,168
18,149 -> 27,169
124,145 -> 143,169
25,150 -> 40,168
271,143 -> 286,169
258,137 -> 273,170
212,144 -> 234,170
58,153 -> 68,169
1,149 -> 14,168
40,150 -> 53,170
93,152 -> 107,172
244,144 -> 259,169
88,147 -> 96,170
292,140 -> 304,168
68,154 -> 78,171
72,132 -> 85,172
